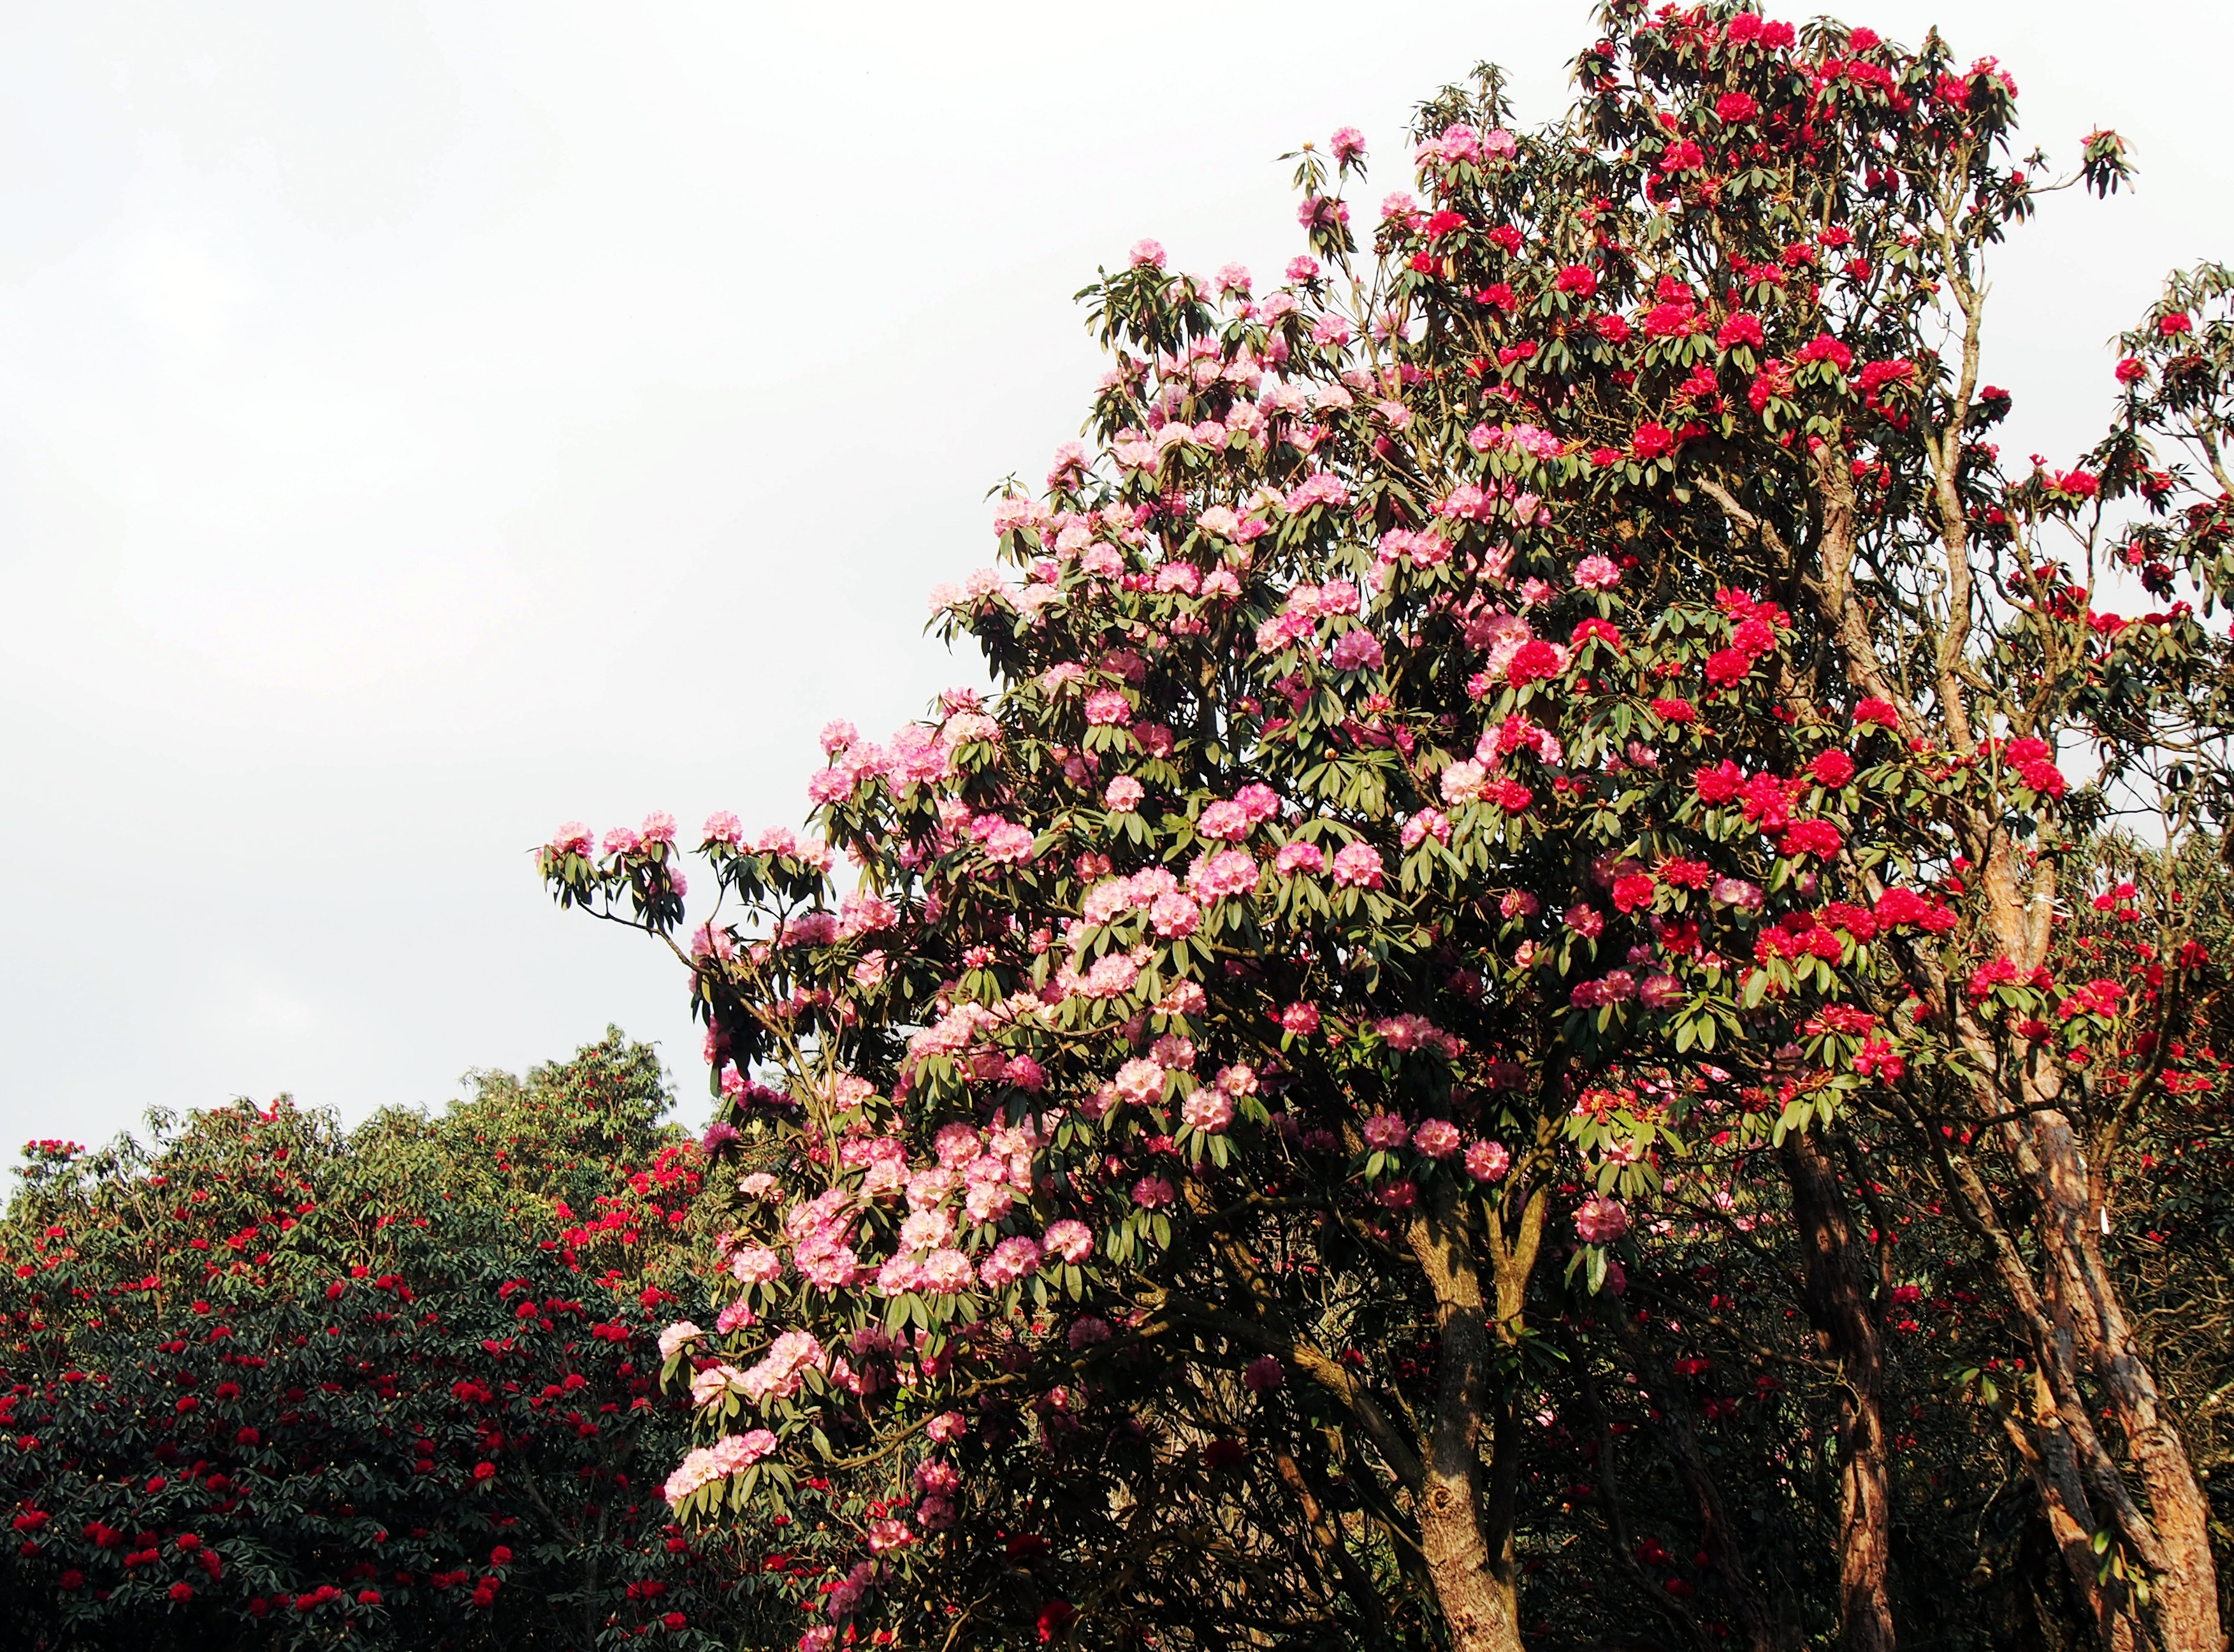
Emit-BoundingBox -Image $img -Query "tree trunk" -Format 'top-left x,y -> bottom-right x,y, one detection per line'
1954,850 -> 2221,1652
1781,1127 -> 1897,1652
2012,1103 -> 2224,1652
1926,1010 -> 2217,1651
1407,1190 -> 1526,1652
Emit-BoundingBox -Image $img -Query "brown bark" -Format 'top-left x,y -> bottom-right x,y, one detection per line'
1781,1127 -> 1897,1652
2013,1103 -> 2224,1652
1405,1187 -> 1525,1652
1910,986 -> 2219,1652
1997,1372 -> 2147,1652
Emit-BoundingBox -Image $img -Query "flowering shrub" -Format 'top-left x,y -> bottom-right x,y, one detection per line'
0,1033 -> 791,1649
542,8 -> 2234,1651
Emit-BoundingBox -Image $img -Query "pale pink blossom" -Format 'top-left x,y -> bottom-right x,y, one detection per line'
1441,760 -> 1488,806
1465,1140 -> 1511,1183
1150,1032 -> 1196,1070
1574,1196 -> 1631,1244
919,1249 -> 976,1294
980,822 -> 1036,864
661,1429 -> 776,1506
716,1297 -> 757,1333
1361,1112 -> 1409,1149
1145,891 -> 1198,938
1234,783 -> 1280,822
1198,800 -> 1252,841
1157,979 -> 1207,1017
978,1235 -> 1043,1287
914,1460 -> 961,1496
1401,808 -> 1451,848
691,1363 -> 747,1407
900,1208 -> 956,1252
1412,1119 -> 1462,1159
1182,1087 -> 1236,1134
1043,1219 -> 1094,1264
867,1518 -> 916,1553
1104,775 -> 1144,812
1574,554 -> 1622,590
730,1246 -> 783,1286
1711,876 -> 1764,909
1187,848 -> 1260,900
739,1330 -> 827,1405
1114,1057 -> 1166,1105
1330,842 -> 1384,888
1330,629 -> 1385,672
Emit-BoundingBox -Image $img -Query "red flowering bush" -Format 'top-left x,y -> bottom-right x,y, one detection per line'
540,8 -> 2234,1651
0,1033 -> 796,1649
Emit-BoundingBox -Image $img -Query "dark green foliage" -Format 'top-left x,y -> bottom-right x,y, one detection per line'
0,1031 -> 787,1650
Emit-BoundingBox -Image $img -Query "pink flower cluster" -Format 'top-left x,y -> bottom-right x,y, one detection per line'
1574,1196 -> 1631,1245
1187,848 -> 1261,901
662,1429 -> 776,1506
1196,783 -> 1281,841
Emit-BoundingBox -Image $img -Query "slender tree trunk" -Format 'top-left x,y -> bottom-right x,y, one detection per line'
1602,1301 -> 1792,1652
1271,1439 -> 1388,1642
1782,1128 -> 1898,1652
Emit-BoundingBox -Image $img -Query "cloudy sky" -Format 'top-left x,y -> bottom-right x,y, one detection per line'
1,0 -> 2226,1152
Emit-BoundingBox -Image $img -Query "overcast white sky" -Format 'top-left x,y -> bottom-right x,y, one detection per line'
0,0 -> 2226,1153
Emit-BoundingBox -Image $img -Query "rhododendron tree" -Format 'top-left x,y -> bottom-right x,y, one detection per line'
543,7 -> 2232,1649
0,1034 -> 792,1649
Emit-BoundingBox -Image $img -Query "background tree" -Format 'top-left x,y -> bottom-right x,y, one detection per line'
0,1031 -> 786,1651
